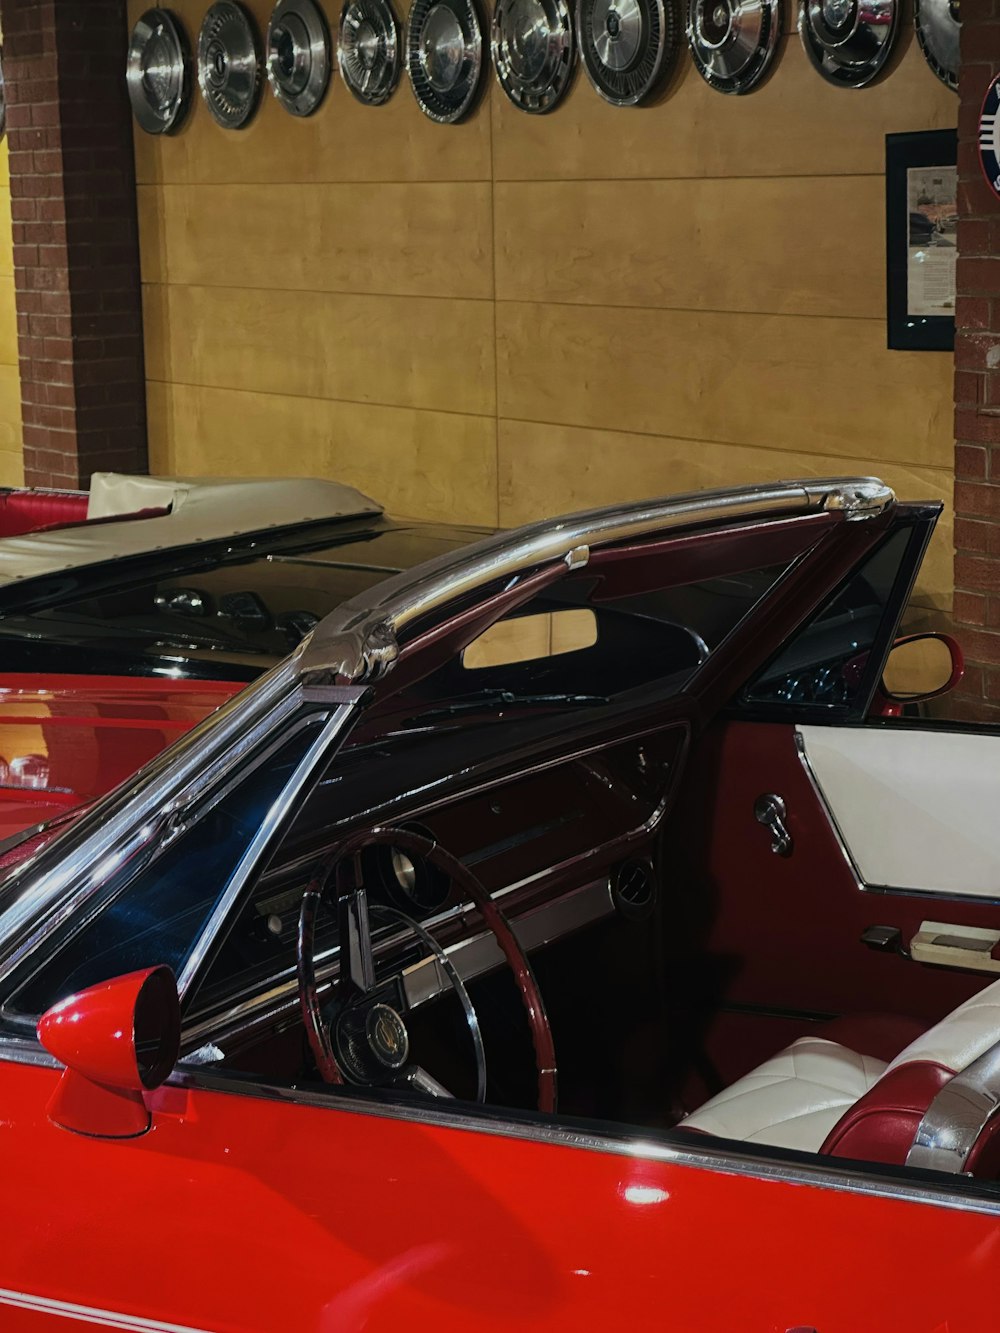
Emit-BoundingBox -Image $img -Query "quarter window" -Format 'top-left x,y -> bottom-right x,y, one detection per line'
742,528 -> 913,713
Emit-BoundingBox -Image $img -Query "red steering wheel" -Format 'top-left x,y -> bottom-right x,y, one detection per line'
297,826 -> 557,1112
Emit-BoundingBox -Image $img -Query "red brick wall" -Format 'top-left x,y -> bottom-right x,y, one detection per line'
1,0 -> 146,488
952,0 -> 1000,717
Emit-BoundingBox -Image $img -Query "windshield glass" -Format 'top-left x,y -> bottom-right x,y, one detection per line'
5,717 -> 325,1021
0,520 -> 489,680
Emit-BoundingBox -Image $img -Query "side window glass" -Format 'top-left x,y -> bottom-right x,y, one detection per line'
742,529 -> 912,712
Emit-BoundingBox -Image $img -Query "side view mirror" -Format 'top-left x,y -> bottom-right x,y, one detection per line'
37,965 -> 179,1139
880,631 -> 964,705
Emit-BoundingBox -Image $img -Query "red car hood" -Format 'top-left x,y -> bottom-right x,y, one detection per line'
0,674 -> 242,841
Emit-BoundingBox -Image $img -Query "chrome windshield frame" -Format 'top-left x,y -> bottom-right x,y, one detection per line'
299,478 -> 893,685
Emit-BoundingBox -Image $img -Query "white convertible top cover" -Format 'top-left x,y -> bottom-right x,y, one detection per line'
0,474 -> 383,586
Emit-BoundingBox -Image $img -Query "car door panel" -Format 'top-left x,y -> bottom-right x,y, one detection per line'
671,719 -> 1000,1024
3,1058 -> 1000,1332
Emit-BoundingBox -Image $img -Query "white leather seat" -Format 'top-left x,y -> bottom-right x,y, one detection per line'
679,1037 -> 887,1152
679,975 -> 1000,1160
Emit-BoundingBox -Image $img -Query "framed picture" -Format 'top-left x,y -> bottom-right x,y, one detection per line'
885,129 -> 957,352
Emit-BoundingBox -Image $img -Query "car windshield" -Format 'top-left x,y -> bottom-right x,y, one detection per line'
0,540 -> 800,1024
0,519 -> 488,679
189,554 -> 799,1012
4,716 -> 326,1022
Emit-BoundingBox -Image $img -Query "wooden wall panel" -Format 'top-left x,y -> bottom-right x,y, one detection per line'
0,365 -> 22,488
143,284 -> 496,416
495,176 -> 886,318
146,381 -> 498,525
137,182 -> 494,298
497,303 -> 954,466
0,187 -> 12,278
133,89 -> 492,188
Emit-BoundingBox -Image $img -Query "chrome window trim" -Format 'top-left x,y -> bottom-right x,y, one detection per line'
0,1026 -> 995,1218
794,727 -> 866,892
300,479 -> 893,684
165,1065 -> 1000,1219
175,704 -> 359,999
0,704 -> 362,1020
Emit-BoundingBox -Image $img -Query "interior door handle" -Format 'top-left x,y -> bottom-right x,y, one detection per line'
754,793 -> 793,857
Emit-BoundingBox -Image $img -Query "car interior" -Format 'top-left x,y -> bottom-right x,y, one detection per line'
6,503 -> 999,1182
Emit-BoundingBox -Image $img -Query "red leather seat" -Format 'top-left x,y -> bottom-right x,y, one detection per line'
0,489 -> 88,537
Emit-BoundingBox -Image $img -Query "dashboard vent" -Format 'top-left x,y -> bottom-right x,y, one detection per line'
612,859 -> 657,922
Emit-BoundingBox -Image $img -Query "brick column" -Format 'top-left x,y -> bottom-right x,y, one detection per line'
1,0 -> 147,489
949,0 -> 1000,719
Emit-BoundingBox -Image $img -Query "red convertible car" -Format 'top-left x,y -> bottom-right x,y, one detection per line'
0,472 -> 493,830
0,477 -> 996,1332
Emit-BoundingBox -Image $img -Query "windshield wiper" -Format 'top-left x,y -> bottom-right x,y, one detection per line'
415,689 -> 609,721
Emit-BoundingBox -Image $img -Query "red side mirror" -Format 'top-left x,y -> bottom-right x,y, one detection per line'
37,965 -> 180,1139
872,631 -> 965,717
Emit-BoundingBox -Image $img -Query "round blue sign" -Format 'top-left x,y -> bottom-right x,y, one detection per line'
980,72 -> 1000,197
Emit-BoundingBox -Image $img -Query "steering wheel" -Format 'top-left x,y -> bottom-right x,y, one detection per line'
297,826 -> 557,1112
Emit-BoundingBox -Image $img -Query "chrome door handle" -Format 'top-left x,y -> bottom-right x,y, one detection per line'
754,793 -> 793,857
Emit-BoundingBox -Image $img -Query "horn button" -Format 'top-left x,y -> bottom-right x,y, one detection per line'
334,999 -> 411,1084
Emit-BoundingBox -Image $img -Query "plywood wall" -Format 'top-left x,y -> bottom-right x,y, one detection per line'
0,136 -> 22,487
131,0 -> 957,607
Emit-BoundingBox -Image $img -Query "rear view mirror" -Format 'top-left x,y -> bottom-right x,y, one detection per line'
462,608 -> 598,670
881,632 -> 964,703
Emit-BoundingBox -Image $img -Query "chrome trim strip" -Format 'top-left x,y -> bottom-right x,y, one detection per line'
794,727 -> 866,892
907,1042 -> 1000,1174
401,878 -> 613,1010
0,1033 -> 57,1067
0,1288 -> 215,1333
0,661 -> 367,993
300,479 -> 893,683
170,1066 -> 1000,1220
176,704 -> 359,998
866,882 -> 1000,908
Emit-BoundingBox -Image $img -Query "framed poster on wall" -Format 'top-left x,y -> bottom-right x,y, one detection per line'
885,129 -> 957,351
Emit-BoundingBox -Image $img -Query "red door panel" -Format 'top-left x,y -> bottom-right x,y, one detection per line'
670,719 -> 997,1023
1,1058 -> 999,1331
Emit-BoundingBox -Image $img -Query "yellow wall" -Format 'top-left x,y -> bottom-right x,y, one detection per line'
0,136 -> 22,487
131,0 -> 956,608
